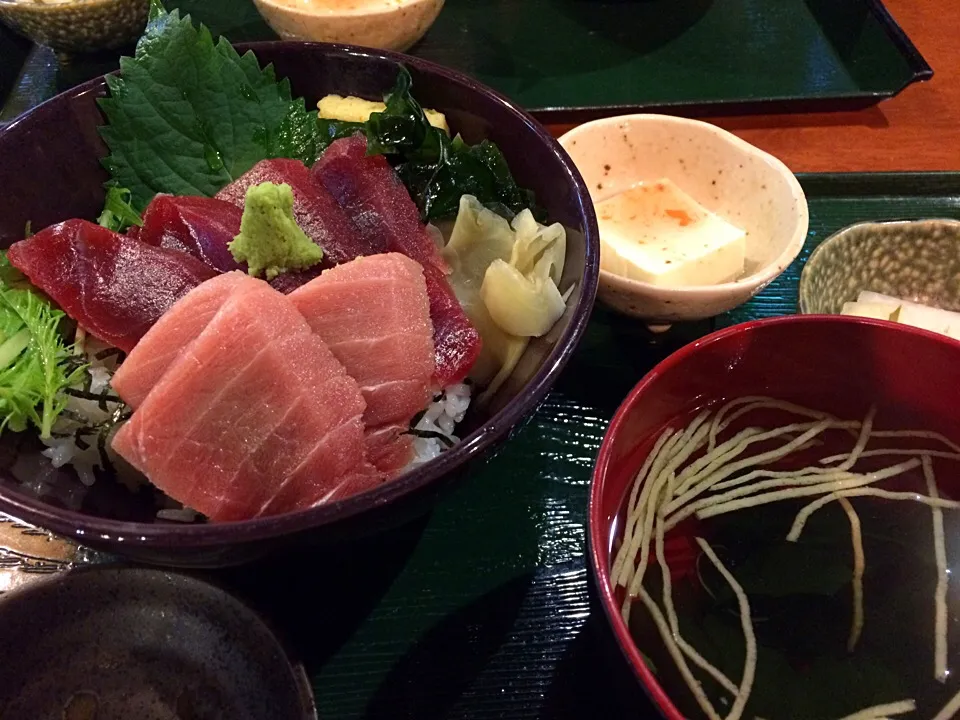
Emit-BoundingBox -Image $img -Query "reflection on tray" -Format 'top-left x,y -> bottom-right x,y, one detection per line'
0,514 -> 84,595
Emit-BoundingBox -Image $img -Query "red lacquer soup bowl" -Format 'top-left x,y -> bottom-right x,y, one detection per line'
588,314 -> 960,719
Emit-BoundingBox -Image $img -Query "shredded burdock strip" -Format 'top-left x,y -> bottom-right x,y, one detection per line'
924,455 -> 949,683
610,398 -> 960,720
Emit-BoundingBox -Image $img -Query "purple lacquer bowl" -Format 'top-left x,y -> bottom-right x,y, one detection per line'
0,42 -> 599,567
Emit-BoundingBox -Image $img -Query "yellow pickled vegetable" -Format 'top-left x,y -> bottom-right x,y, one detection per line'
481,260 -> 566,337
441,195 -> 569,400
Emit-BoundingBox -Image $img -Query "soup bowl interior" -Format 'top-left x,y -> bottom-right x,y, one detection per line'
0,42 -> 598,566
589,315 -> 960,719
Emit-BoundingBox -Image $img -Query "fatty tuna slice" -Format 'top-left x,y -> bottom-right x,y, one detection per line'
111,272 -> 260,409
136,195 -> 244,272
7,219 -> 217,352
111,284 -> 380,521
215,158 -> 381,268
313,135 -> 482,385
290,253 -> 435,472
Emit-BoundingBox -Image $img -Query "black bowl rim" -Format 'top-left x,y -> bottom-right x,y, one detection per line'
0,40 -> 600,549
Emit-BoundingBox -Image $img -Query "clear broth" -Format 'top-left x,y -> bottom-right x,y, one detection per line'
614,402 -> 960,720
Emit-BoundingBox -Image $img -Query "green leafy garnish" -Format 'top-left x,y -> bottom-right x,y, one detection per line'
98,0 -> 318,211
0,256 -> 86,438
317,68 -> 539,222
97,185 -> 144,233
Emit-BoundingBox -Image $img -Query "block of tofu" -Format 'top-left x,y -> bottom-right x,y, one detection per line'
841,301 -> 895,321
596,178 -> 746,287
891,304 -> 958,338
846,291 -> 960,341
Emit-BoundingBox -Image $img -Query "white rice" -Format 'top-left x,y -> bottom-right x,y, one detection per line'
39,340 -> 126,487
409,383 -> 472,466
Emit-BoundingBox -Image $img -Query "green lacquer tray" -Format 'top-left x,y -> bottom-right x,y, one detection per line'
0,0 -> 932,125
2,171 -> 958,718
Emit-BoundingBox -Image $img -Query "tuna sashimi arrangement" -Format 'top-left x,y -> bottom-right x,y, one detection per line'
0,12 -> 572,523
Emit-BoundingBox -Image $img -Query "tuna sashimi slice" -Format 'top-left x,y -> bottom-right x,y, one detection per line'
7,220 -> 218,352
111,284 -> 379,521
259,419 -> 383,517
313,133 -> 449,273
215,158 -> 381,267
137,195 -> 244,272
111,272 -> 259,409
290,253 -> 435,473
313,135 -> 482,385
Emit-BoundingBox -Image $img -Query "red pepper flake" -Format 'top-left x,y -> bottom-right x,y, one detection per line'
666,208 -> 693,226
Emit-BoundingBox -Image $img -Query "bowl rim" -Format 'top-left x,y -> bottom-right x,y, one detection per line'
587,312 -> 960,720
798,217 -> 960,314
0,40 -> 600,549
253,0 -> 441,19
559,113 -> 810,297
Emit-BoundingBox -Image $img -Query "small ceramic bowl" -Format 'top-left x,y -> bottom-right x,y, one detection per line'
559,115 -> 808,326
0,0 -> 148,54
0,566 -> 316,719
799,218 -> 960,314
252,0 -> 444,52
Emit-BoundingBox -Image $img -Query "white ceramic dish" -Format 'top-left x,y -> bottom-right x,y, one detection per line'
252,0 -> 444,52
559,114 -> 809,325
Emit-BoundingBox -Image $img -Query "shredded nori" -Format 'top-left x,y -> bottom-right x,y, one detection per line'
404,429 -> 456,448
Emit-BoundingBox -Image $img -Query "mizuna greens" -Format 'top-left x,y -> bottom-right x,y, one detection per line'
0,255 -> 85,438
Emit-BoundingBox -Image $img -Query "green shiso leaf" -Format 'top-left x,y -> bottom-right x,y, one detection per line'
98,1 -> 317,211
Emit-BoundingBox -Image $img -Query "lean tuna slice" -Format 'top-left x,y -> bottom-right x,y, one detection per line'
111,272 -> 259,409
215,158 -> 382,268
7,219 -> 218,353
313,134 -> 482,385
291,253 -> 435,473
136,195 -> 244,272
111,282 -> 383,521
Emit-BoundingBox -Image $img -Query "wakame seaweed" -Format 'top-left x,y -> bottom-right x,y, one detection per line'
317,68 -> 541,222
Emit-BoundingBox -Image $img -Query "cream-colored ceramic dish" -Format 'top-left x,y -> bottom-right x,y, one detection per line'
252,0 -> 444,52
559,114 -> 808,325
799,219 -> 960,314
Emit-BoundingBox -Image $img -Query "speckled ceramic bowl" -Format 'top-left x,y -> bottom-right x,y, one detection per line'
559,114 -> 808,326
0,0 -> 148,54
799,219 -> 960,314
0,566 -> 316,719
252,0 -> 444,52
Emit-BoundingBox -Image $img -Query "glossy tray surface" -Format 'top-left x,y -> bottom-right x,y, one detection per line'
0,0 -> 932,125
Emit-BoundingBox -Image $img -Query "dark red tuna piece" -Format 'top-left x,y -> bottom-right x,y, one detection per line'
313,134 -> 481,385
215,158 -> 380,267
137,195 -> 243,272
7,219 -> 218,352
312,134 -> 449,274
